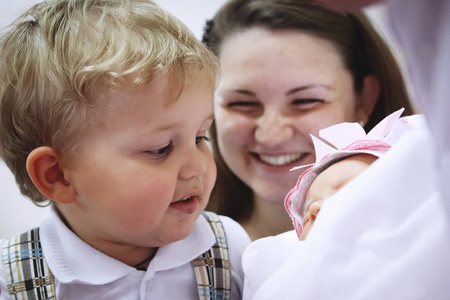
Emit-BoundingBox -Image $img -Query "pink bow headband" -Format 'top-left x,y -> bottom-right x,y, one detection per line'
285,108 -> 405,237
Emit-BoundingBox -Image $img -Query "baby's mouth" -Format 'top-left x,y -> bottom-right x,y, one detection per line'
256,153 -> 307,166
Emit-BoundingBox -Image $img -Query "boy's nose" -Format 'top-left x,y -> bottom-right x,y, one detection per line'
254,112 -> 294,146
178,147 -> 208,180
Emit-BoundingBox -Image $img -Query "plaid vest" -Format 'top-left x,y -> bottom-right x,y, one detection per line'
2,211 -> 231,300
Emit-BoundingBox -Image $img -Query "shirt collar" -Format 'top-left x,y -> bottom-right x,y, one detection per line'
40,207 -> 215,284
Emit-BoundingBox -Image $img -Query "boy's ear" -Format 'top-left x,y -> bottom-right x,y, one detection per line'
356,75 -> 380,125
26,147 -> 76,204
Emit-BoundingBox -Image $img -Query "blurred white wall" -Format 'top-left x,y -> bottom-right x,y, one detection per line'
0,0 -> 398,239
154,0 -> 227,40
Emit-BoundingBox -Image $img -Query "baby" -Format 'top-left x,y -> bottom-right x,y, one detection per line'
0,1 -> 250,299
298,153 -> 378,240
284,109 -> 405,239
241,108 -> 422,299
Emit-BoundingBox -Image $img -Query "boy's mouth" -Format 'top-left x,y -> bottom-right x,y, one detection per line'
170,194 -> 199,214
177,196 -> 192,203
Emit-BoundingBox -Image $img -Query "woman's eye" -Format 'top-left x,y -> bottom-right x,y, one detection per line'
227,101 -> 257,107
196,136 -> 211,144
226,101 -> 261,112
292,98 -> 324,108
146,143 -> 173,158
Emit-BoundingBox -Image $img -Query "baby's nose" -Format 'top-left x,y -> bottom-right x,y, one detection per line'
308,201 -> 323,224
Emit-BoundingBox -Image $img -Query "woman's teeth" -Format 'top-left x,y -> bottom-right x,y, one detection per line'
258,153 -> 304,166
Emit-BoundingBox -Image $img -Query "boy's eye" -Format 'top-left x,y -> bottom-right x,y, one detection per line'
146,143 -> 173,158
196,136 -> 211,144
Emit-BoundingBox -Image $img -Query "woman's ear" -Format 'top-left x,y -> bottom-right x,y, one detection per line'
356,75 -> 380,125
26,147 -> 76,204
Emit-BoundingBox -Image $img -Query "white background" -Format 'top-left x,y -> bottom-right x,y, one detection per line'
0,1 -> 396,238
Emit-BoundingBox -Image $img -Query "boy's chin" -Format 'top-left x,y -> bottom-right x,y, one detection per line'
155,218 -> 199,246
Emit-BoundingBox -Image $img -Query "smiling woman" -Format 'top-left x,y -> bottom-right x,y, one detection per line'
203,0 -> 415,240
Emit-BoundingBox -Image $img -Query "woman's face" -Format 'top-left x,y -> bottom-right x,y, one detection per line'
214,28 -> 373,203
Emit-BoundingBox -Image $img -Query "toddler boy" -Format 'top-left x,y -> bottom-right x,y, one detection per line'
0,1 -> 250,299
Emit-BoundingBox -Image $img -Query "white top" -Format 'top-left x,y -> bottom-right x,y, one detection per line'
0,208 -> 251,300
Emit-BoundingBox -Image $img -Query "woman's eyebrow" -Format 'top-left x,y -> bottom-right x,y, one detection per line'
227,89 -> 255,96
286,84 -> 334,96
227,84 -> 335,97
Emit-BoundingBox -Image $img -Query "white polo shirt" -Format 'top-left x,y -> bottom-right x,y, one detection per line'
0,208 -> 251,299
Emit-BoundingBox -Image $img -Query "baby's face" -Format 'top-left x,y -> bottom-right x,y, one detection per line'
60,73 -> 216,259
299,154 -> 377,240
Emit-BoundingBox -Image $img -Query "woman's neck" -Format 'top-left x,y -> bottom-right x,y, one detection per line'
242,194 -> 294,241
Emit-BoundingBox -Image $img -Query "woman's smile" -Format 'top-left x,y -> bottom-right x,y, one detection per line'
253,152 -> 309,167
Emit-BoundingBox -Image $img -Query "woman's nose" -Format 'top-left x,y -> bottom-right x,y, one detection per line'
254,111 -> 294,146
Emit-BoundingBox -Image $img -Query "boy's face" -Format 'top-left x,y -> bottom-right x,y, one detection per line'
60,74 -> 216,255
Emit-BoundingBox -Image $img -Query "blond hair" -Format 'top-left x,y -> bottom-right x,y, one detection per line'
0,0 -> 218,204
